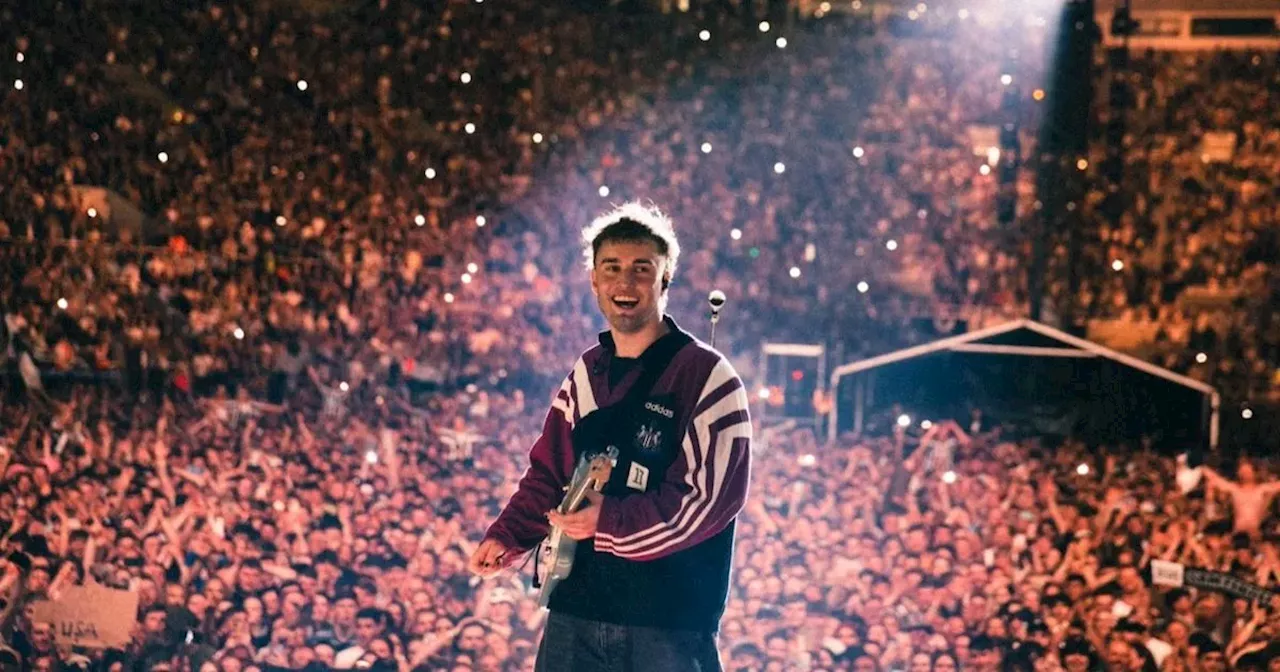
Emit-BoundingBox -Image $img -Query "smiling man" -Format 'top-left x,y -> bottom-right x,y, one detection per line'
467,202 -> 752,671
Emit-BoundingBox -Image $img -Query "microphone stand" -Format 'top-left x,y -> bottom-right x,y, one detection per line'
710,311 -> 720,349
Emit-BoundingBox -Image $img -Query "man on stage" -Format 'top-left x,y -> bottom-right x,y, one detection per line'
467,202 -> 752,671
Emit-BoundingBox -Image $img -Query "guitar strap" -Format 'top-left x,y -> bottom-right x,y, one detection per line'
531,328 -> 692,588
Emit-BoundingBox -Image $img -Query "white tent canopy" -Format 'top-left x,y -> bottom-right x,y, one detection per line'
828,319 -> 1220,447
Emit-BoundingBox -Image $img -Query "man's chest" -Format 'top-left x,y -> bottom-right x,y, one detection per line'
571,393 -> 684,496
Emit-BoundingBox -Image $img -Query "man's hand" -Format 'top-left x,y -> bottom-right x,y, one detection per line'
468,538 -> 515,578
547,490 -> 602,541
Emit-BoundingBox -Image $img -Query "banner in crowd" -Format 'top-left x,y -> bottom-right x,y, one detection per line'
1199,132 -> 1236,163
1150,559 -> 1277,602
31,583 -> 139,648
966,125 -> 1000,157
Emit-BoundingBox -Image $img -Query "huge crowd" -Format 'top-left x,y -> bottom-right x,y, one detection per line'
2,0 -> 1279,670
1067,50 -> 1280,402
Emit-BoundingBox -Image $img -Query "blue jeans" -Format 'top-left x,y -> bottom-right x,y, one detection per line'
534,611 -> 723,672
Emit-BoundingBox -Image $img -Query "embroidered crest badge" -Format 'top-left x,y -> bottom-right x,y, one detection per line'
635,423 -> 663,453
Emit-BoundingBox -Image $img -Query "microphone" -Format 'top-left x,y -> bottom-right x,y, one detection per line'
708,290 -> 726,313
707,290 -> 726,348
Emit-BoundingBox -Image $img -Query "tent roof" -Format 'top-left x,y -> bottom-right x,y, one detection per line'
829,319 -> 1217,397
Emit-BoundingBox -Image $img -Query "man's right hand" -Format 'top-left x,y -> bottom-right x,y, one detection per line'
467,538 -> 515,577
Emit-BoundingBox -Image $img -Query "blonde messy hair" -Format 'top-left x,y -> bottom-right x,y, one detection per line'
580,201 -> 681,282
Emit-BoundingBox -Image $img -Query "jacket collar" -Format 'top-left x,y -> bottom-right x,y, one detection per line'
597,315 -> 692,368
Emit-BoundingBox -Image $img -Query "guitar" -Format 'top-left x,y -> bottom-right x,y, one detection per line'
536,446 -> 619,607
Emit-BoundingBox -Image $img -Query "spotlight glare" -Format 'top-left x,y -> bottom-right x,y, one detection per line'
275,215 -> 287,227
1076,463 -> 1090,476
1243,408 -> 1254,419
958,8 -> 970,18
701,142 -> 713,154
466,262 -> 479,274
461,273 -> 473,284
598,185 -> 610,197
774,162 -> 786,174
476,215 -> 486,227
57,298 -> 68,310
757,388 -> 771,400
415,214 -> 426,226
532,132 -> 544,144
1077,158 -> 1089,170
789,266 -> 801,279
1000,74 -> 1013,86
798,454 -> 816,467
1112,259 -> 1124,271
425,167 -> 437,179
776,37 -> 788,49
699,29 -> 711,41
16,53 -> 23,63
730,228 -> 742,240
87,208 -> 97,218
853,146 -> 865,158
233,327 -> 245,340
886,239 -> 898,251
897,414 -> 911,428
921,420 -> 933,429
296,79 -> 308,91
460,72 -> 472,84
979,164 -> 991,176
339,381 -> 350,392
464,122 -> 476,135
942,470 -> 957,484
158,151 -> 169,163
1195,352 -> 1207,364
759,21 -> 771,32
14,79 -> 23,90
856,281 -> 869,293
444,292 -> 455,303
1033,88 -> 1046,101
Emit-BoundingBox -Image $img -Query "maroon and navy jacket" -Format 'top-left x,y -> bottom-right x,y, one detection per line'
484,315 -> 752,632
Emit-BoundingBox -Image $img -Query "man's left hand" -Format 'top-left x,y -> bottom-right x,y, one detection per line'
548,490 -> 603,540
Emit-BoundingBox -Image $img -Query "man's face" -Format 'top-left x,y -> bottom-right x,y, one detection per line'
1118,567 -> 1143,593
30,623 -> 54,652
144,610 -> 166,634
1064,654 -> 1091,672
411,611 -> 434,636
766,636 -> 789,660
238,565 -> 260,590
853,655 -> 878,672
1107,640 -> 1133,671
290,648 -> 316,668
1199,650 -> 1227,672
972,648 -> 1001,672
334,598 -> 357,625
355,616 -> 380,645
458,625 -> 487,652
166,584 -> 185,606
590,239 -> 666,335
26,568 -> 51,593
